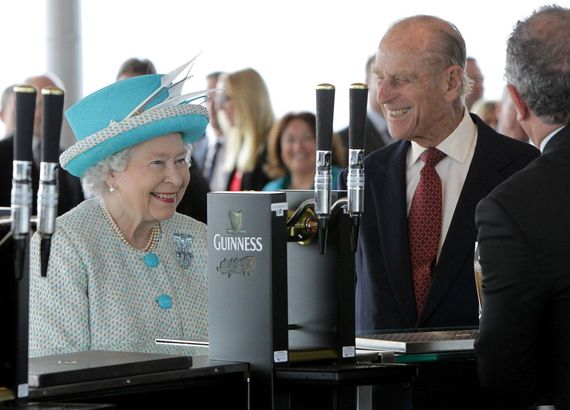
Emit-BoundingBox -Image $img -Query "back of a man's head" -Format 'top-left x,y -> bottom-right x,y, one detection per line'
24,74 -> 64,91
117,58 -> 157,81
23,74 -> 66,140
506,5 -> 570,125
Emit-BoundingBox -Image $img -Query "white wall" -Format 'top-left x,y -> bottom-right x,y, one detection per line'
2,0 -> 569,137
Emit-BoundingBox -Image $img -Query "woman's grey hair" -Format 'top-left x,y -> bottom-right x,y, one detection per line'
82,142 -> 193,197
505,5 -> 570,125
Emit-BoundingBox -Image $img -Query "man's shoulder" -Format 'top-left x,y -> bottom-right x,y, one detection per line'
363,139 -> 404,166
493,151 -> 549,190
338,141 -> 400,180
475,116 -> 538,159
495,132 -> 537,156
474,127 -> 539,186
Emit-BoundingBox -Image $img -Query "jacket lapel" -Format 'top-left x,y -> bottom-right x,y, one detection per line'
369,141 -> 418,326
418,117 -> 514,325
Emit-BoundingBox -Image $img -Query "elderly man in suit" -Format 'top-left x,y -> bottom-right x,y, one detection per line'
475,5 -> 570,408
342,14 -> 539,334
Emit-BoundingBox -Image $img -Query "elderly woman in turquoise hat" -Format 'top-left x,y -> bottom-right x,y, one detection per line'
29,62 -> 210,357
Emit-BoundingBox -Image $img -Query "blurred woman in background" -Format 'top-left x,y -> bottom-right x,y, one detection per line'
216,68 -> 274,191
471,99 -> 498,129
263,111 -> 345,190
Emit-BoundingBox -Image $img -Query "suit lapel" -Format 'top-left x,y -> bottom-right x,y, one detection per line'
418,117 -> 513,325
369,141 -> 418,325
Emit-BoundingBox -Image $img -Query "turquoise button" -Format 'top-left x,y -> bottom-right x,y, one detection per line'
156,294 -> 172,309
144,252 -> 159,268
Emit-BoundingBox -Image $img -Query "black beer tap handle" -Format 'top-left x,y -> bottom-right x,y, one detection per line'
13,85 -> 36,162
40,87 -> 64,163
38,87 -> 64,277
315,84 -> 335,255
316,84 -> 335,151
348,83 -> 368,150
347,83 -> 368,252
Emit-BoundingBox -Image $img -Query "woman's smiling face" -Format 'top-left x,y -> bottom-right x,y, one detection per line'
110,133 -> 190,222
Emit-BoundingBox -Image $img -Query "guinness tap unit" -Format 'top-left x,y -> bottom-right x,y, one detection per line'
207,83 -> 368,409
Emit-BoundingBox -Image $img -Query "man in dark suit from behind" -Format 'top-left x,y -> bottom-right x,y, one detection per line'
475,5 -> 570,408
338,55 -> 392,156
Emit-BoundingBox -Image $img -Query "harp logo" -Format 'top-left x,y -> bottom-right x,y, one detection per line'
227,210 -> 246,235
213,210 -> 263,252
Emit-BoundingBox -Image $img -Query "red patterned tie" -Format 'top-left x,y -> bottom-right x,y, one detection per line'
408,147 -> 446,315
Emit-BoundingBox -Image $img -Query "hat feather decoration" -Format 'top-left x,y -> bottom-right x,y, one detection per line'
61,56 -> 210,177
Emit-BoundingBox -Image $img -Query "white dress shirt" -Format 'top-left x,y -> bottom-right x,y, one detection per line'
204,136 -> 228,192
406,108 -> 478,259
539,125 -> 565,153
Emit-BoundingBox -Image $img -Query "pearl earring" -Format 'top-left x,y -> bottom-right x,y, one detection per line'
109,185 -> 116,193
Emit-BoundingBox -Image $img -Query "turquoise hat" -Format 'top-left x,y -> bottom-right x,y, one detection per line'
60,71 -> 208,177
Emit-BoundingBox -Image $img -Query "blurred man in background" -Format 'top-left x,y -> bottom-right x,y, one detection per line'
338,55 -> 392,156
116,57 -> 157,80
0,74 -> 84,214
496,86 -> 529,143
0,85 -> 16,139
465,57 -> 484,110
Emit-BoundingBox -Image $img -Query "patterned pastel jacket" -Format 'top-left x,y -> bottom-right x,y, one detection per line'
29,198 -> 208,357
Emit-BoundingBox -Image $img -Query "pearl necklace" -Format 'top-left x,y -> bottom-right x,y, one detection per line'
99,200 -> 161,253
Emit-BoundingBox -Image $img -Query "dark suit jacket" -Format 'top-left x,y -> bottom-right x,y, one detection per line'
0,135 -> 84,215
176,158 -> 210,224
341,114 -> 539,332
191,136 -> 209,172
339,115 -> 391,157
475,125 -> 570,408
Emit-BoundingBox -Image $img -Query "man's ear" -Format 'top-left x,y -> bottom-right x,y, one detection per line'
507,84 -> 530,121
444,65 -> 463,102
